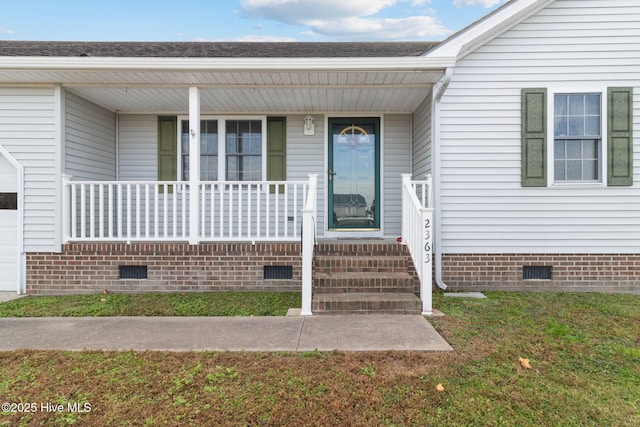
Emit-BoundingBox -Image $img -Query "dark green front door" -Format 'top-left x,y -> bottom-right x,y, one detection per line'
328,117 -> 380,230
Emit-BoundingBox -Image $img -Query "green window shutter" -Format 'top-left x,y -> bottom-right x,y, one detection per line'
521,88 -> 547,187
267,117 -> 286,193
157,116 -> 177,182
607,88 -> 633,186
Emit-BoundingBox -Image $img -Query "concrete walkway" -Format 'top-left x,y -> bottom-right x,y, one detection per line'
0,315 -> 453,352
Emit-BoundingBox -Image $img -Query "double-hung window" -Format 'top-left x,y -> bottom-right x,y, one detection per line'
179,117 -> 265,181
553,93 -> 602,183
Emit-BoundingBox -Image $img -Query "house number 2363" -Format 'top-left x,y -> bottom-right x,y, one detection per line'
424,218 -> 431,264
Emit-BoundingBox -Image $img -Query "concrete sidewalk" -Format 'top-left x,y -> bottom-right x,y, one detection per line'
0,315 -> 453,352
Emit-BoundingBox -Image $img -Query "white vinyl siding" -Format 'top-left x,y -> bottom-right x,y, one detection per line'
0,87 -> 58,252
440,0 -> 640,253
383,114 -> 411,236
286,115 -> 326,236
412,95 -> 433,179
65,91 -> 116,180
117,114 -> 158,181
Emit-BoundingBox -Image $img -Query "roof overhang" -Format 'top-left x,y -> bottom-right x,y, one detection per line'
0,56 -> 453,113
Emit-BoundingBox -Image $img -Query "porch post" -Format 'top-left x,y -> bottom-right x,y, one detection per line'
188,87 -> 200,245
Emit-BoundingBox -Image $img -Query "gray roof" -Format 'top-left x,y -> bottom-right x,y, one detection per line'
0,41 -> 438,58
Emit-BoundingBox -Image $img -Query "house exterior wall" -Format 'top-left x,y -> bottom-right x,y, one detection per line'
412,94 -> 433,179
64,90 -> 116,180
383,114 -> 412,236
0,86 -> 59,252
438,0 -> 640,290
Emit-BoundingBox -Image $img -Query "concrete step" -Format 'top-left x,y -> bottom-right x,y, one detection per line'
312,292 -> 422,315
313,272 -> 415,294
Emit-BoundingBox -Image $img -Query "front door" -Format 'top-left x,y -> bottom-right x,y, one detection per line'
328,118 -> 380,230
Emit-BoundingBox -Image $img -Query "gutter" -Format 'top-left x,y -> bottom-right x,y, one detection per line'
0,56 -> 457,73
432,67 -> 453,290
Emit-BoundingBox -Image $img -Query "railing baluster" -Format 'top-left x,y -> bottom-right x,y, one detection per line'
126,184 -> 132,241
182,183 -> 187,238
108,184 -> 113,238
135,184 -> 140,239
154,184 -> 159,239
218,183 -> 224,238
145,184 -> 150,239
163,184 -> 168,239
238,184 -> 243,238
275,184 -> 280,238
71,184 -> 77,239
80,184 -> 86,239
247,184 -> 252,239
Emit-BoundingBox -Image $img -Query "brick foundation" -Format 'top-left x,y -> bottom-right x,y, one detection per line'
442,254 -> 640,292
26,242 -> 302,295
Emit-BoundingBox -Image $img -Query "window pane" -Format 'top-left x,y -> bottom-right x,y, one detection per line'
568,95 -> 584,115
585,94 -> 600,115
566,160 -> 582,180
554,139 -> 566,159
568,117 -> 584,136
554,117 -> 568,137
584,116 -> 600,136
583,159 -> 598,180
182,157 -> 189,181
582,140 -> 597,159
555,95 -> 568,116
201,155 -> 218,181
567,140 -> 582,159
226,156 -> 239,181
554,159 -> 566,181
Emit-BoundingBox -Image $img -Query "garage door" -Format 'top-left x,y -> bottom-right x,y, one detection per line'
0,153 -> 18,292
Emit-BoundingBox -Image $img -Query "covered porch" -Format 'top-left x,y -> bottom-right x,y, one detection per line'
7,43 -> 445,313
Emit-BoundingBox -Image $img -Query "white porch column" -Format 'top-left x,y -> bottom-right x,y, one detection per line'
188,87 -> 200,245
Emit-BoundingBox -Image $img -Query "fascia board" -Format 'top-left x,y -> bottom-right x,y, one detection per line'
0,56 -> 456,72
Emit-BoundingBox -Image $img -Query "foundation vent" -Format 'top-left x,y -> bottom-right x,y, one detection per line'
523,266 -> 552,280
264,266 -> 293,280
119,265 -> 148,280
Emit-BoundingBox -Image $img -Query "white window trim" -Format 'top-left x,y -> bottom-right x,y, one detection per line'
547,87 -> 608,188
176,115 -> 267,182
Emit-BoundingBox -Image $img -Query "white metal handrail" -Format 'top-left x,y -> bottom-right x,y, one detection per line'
401,174 -> 434,315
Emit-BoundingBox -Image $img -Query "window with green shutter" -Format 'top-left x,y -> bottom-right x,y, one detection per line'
521,87 -> 633,187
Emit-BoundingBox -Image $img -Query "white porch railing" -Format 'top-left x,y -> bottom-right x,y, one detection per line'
62,175 -> 316,243
401,174 -> 434,315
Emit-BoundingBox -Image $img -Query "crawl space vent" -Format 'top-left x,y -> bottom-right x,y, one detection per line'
119,265 -> 148,279
523,266 -> 552,280
264,266 -> 293,280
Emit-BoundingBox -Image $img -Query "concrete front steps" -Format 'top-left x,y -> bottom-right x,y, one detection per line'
311,241 -> 421,315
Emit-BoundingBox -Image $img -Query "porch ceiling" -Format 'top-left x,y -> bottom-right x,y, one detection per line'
0,67 -> 442,113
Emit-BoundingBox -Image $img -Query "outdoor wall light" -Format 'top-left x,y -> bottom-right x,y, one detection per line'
304,115 -> 315,136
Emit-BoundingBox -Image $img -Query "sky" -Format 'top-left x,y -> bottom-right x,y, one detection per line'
0,0 -> 508,42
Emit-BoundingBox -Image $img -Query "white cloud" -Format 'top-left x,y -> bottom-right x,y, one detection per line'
0,27 -> 16,36
308,16 -> 450,40
241,0 -> 397,23
453,0 -> 506,7
240,0 -> 450,40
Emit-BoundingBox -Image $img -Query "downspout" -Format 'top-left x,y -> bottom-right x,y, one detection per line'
432,67 -> 453,290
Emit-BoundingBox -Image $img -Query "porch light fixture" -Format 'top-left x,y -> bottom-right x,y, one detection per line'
304,115 -> 315,136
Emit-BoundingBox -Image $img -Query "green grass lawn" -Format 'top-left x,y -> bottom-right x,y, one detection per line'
0,292 -> 301,317
1,291 -> 639,426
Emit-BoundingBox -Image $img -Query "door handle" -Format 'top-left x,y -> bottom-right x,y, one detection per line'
328,169 -> 336,181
